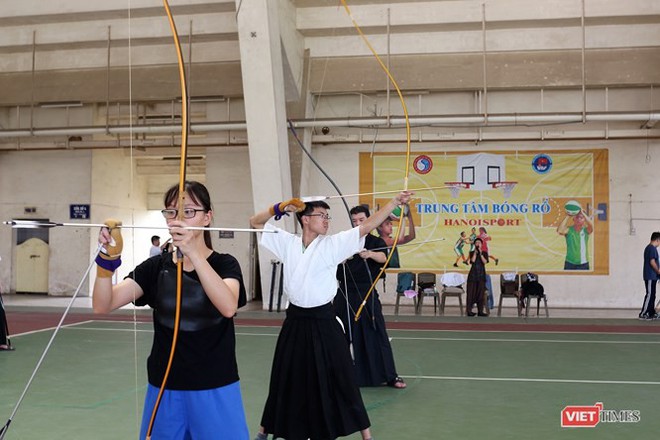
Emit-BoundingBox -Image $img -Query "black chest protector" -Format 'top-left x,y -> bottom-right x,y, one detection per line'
155,265 -> 223,331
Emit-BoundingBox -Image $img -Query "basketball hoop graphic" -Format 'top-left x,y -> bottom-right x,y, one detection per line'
446,153 -> 517,199
444,182 -> 470,199
492,181 -> 517,199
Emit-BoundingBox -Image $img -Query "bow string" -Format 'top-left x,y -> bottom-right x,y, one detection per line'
288,121 -> 374,359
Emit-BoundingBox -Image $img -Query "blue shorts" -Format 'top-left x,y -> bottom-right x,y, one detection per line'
140,381 -> 249,440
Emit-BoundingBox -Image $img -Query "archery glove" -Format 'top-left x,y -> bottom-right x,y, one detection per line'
269,198 -> 306,220
96,218 -> 123,278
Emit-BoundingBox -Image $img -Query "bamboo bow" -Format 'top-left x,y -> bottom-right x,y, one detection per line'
145,1 -> 189,437
339,0 -> 413,321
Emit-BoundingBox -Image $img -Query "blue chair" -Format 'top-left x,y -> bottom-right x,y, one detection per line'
394,272 -> 416,315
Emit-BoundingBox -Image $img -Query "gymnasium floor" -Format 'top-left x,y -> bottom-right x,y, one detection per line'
1,295 -> 659,439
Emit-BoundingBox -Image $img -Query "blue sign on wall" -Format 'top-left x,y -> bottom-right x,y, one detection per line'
70,204 -> 90,219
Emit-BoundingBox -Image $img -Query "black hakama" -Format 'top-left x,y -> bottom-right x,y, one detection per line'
334,281 -> 397,387
260,303 -> 371,440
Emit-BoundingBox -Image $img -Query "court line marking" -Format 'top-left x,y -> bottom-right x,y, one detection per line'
9,324 -> 660,387
66,327 -> 279,337
66,327 -> 154,333
6,320 -> 98,338
61,328 -> 660,344
406,375 -> 660,386
386,327 -> 660,336
392,336 -> 660,344
10,321 -> 660,345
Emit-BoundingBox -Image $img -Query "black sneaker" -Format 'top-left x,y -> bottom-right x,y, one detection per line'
453,263 -> 458,267
639,313 -> 652,320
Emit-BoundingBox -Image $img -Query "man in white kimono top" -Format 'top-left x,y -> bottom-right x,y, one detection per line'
249,191 -> 412,440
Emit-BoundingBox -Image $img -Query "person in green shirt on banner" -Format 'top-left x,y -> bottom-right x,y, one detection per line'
468,227 -> 477,253
556,200 -> 594,270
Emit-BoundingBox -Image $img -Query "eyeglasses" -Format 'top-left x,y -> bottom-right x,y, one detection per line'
304,213 -> 332,220
161,208 -> 206,219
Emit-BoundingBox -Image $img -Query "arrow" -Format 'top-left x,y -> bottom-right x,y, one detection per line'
367,237 -> 446,252
3,220 -> 275,233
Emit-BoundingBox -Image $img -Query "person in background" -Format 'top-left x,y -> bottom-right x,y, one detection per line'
466,237 -> 489,317
250,190 -> 412,440
149,235 -> 161,257
377,204 -> 416,301
0,297 -> 11,351
93,181 -> 249,439
639,231 -> 660,320
0,256 -> 14,351
335,204 -> 406,390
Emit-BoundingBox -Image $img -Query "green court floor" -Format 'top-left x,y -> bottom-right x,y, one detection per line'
1,320 -> 659,439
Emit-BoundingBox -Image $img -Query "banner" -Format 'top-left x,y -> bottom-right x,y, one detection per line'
359,149 -> 609,274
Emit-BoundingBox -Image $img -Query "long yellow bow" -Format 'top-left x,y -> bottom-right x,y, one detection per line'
338,1 -> 413,321
145,1 -> 189,438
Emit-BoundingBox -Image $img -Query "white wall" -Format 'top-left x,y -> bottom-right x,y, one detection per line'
205,148 -> 256,299
0,150 -> 93,295
90,150 -> 151,293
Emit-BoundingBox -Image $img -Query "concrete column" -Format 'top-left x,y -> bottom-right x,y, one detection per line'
235,0 -> 294,306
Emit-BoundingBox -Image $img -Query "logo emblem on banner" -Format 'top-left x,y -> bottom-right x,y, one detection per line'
413,155 -> 433,174
532,153 -> 553,174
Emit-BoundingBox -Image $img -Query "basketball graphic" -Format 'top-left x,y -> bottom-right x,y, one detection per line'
565,200 -> 582,216
390,205 -> 409,219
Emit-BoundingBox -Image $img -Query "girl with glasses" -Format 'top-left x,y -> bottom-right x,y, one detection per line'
92,180 -> 249,439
